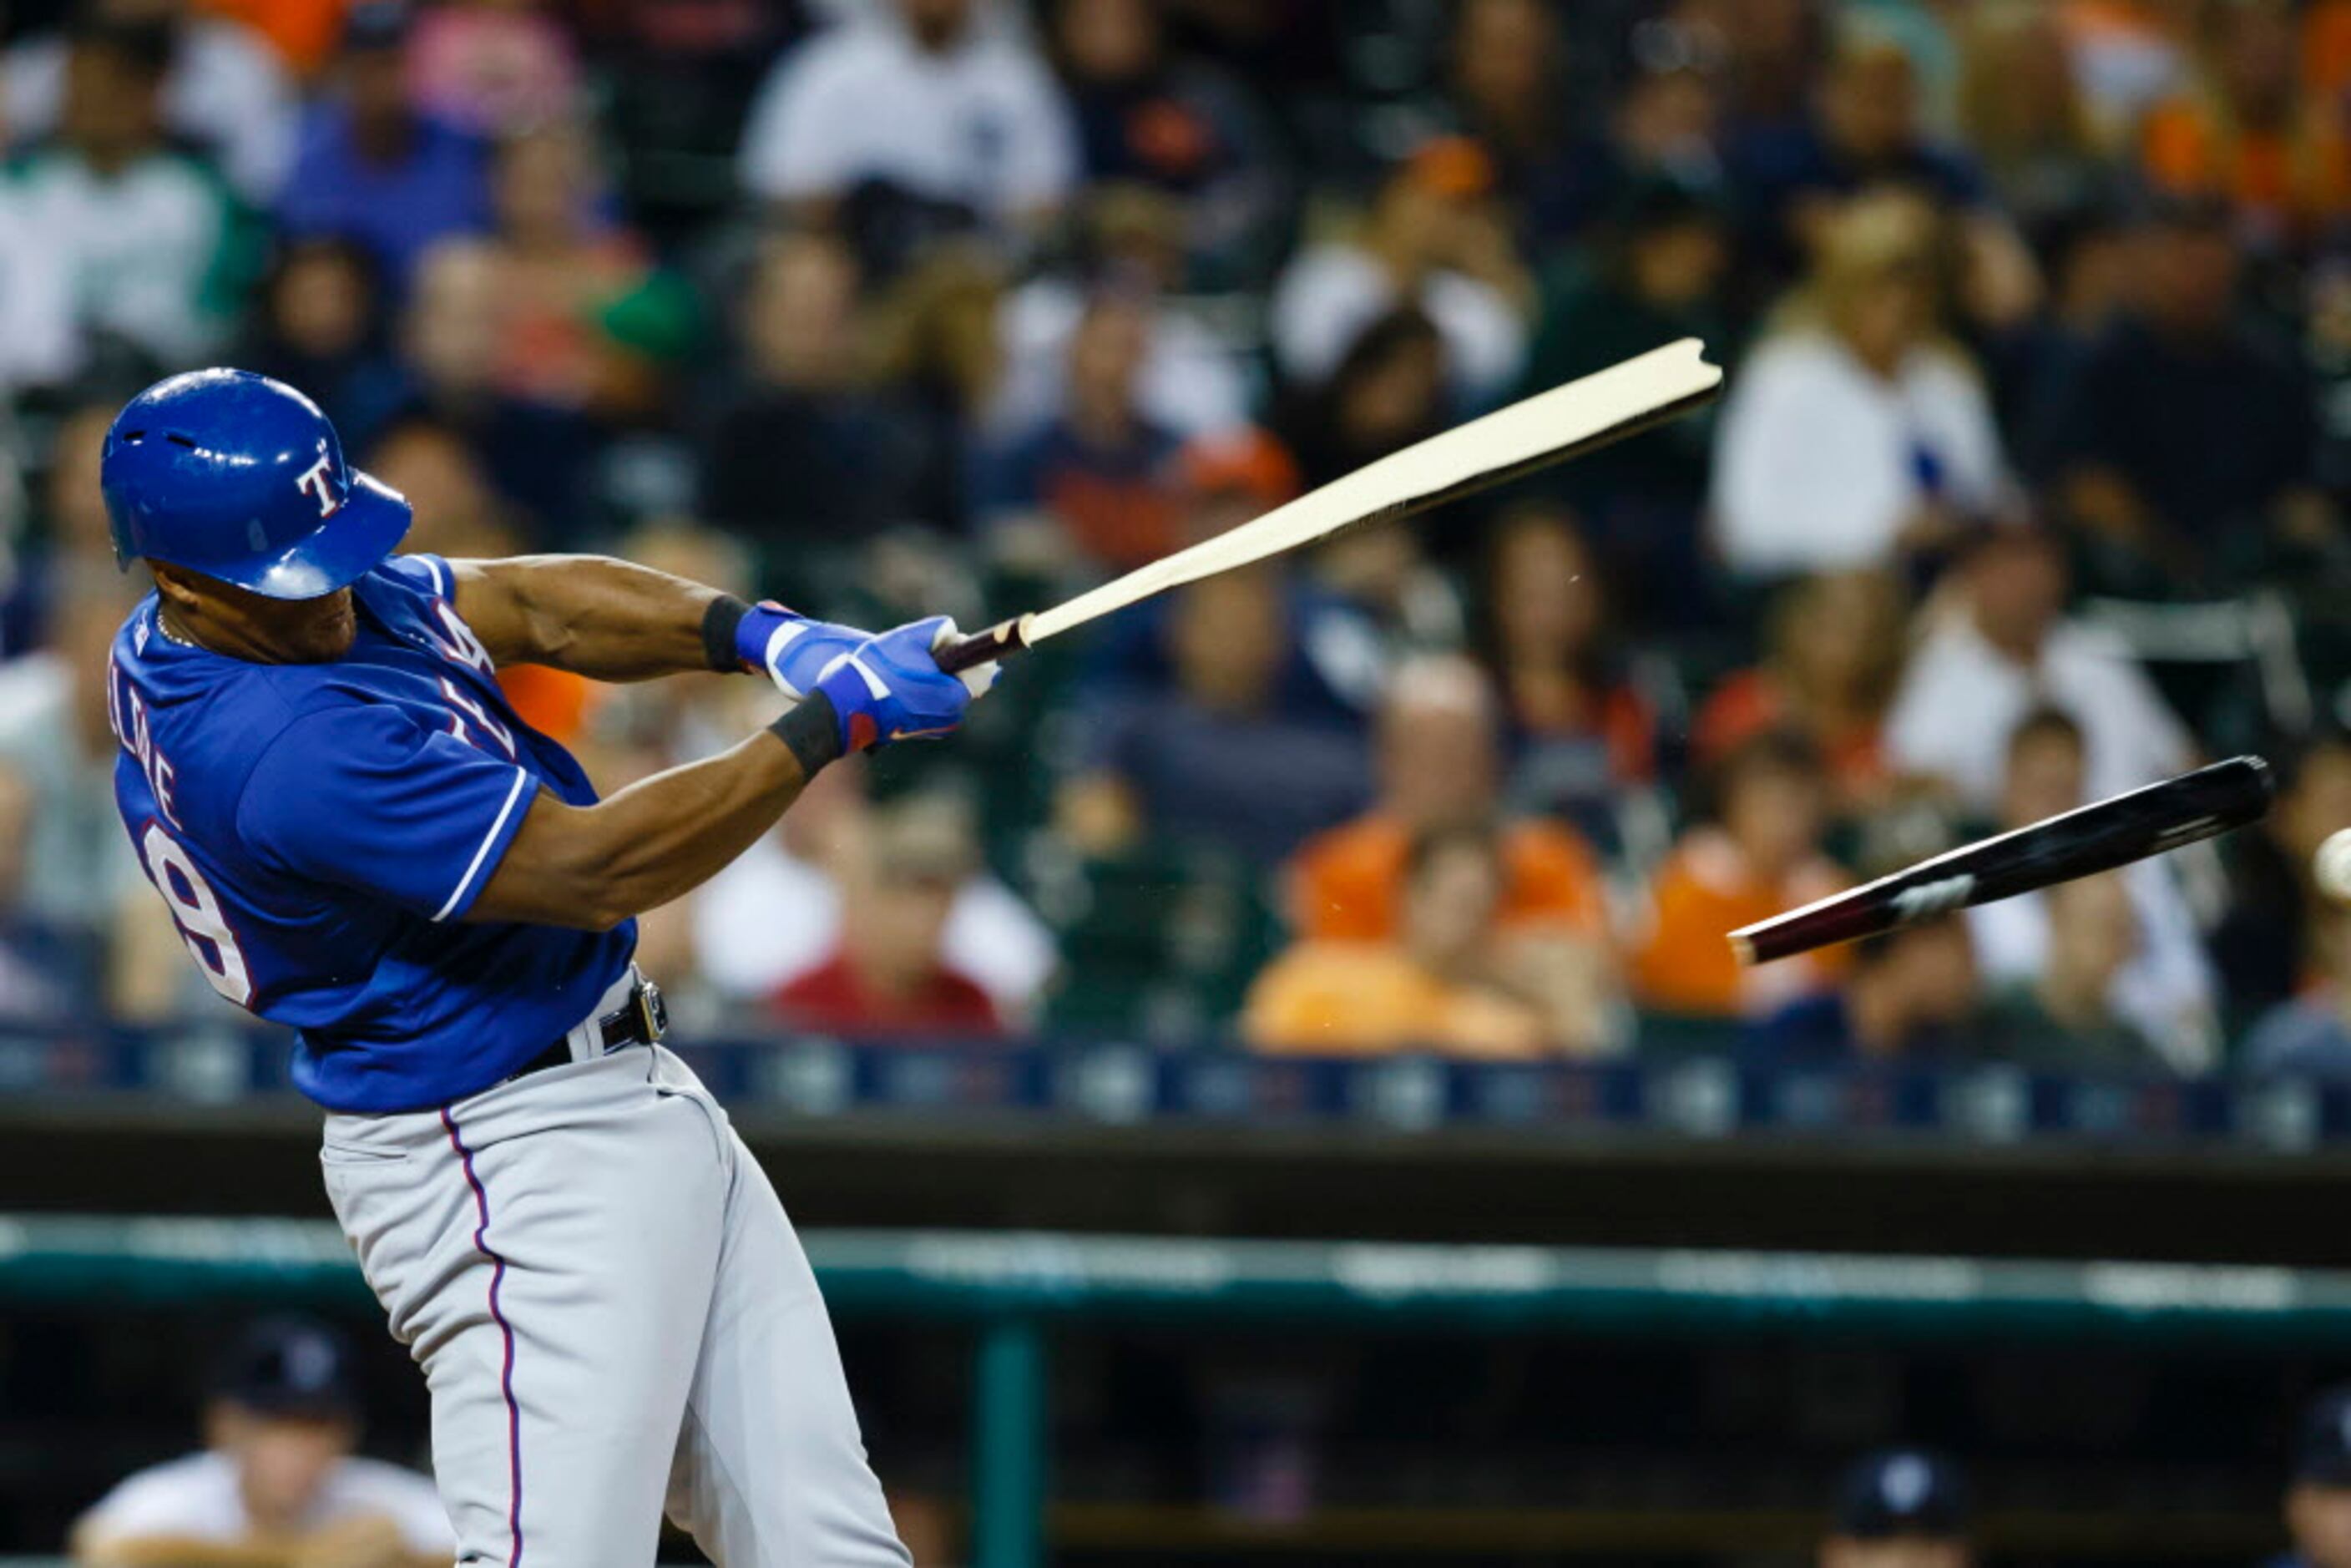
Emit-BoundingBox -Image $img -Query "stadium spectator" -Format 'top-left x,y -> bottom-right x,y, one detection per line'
1817,1447 -> 1974,1568
397,240 -> 600,537
1711,190 -> 2009,582
1696,569 -> 1909,813
69,1318 -> 450,1567
2058,0 -> 2192,144
2215,731 -> 2351,1020
2029,193 -> 2328,597
1442,0 -> 1584,245
1984,873 -> 2172,1071
405,0 -> 583,138
465,121 -> 657,416
1727,22 -> 1992,275
1268,139 -> 1531,410
1287,654 -> 1610,950
1964,706 -> 2217,1071
1246,822 -> 1614,1058
700,230 -> 938,565
8,17 -> 250,377
1954,3 -> 2111,245
277,2 -> 491,295
2138,0 -> 2348,255
736,0 -> 1079,262
695,756 -> 1053,1026
1044,0 -> 1287,288
238,238 -> 410,457
1749,916 -> 1978,1068
4,0 -> 295,206
990,185 -> 1254,443
0,567 -> 151,1014
973,287 -> 1186,573
1056,564 -> 1367,869
1884,524 -> 2192,814
1515,176 -> 1729,620
771,793 -> 1005,1039
1473,502 -> 1657,846
2241,911 -> 2351,1084
1276,306 -> 1449,494
1632,728 -> 1848,1019
2273,1384 -> 2351,1568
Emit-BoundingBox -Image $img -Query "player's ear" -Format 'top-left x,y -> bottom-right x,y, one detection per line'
149,562 -> 202,609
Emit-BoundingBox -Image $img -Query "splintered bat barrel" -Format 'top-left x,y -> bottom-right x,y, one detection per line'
1729,756 -> 2276,967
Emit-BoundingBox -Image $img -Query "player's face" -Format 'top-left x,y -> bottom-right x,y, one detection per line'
155,564 -> 360,664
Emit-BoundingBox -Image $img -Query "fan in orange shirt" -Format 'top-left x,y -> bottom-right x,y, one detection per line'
1631,727 -> 1850,1018
1247,823 -> 1603,1058
2138,0 -> 2350,247
1287,654 -> 1611,944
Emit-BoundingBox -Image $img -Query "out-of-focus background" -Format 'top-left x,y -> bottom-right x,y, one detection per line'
14,0 -> 2351,1563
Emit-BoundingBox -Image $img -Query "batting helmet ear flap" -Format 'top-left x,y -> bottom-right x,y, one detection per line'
101,369 -> 412,600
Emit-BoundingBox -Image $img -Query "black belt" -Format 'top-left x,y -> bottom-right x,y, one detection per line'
509,979 -> 668,1081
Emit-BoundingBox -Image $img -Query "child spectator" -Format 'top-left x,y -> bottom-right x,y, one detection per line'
1711,189 -> 2010,580
1631,729 -> 1848,1019
1246,823 -> 1611,1059
771,793 -> 1005,1039
1696,569 -> 1908,812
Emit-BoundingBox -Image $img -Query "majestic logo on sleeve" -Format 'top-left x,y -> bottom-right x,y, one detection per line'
295,453 -> 342,518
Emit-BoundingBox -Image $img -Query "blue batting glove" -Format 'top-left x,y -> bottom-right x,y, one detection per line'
812,616 -> 983,751
735,601 -> 873,702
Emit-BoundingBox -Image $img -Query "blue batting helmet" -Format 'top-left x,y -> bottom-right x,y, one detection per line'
101,368 -> 412,599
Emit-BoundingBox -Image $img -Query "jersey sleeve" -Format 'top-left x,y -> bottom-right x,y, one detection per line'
236,701 -> 538,923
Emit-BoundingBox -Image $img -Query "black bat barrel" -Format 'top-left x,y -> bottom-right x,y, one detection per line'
1732,756 -> 2276,966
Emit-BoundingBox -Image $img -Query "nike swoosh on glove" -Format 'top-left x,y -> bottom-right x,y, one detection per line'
812,616 -> 998,752
735,602 -> 874,703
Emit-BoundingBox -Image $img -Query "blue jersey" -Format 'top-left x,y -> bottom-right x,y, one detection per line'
108,554 -> 634,1112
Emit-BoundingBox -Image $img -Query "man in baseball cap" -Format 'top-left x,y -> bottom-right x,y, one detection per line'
1822,1448 -> 1973,1568
71,1318 -> 451,1567
2279,1386 -> 2351,1568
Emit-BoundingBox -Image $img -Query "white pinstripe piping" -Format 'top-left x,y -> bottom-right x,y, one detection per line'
434,767 -> 531,923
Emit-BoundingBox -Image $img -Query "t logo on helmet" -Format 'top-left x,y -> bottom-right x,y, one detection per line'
295,452 -> 343,518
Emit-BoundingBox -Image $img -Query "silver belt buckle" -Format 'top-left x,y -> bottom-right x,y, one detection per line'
630,980 -> 668,1045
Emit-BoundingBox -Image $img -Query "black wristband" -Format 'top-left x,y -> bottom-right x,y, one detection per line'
702,594 -> 753,673
770,691 -> 844,777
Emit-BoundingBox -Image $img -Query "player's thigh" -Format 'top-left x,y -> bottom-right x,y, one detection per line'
666,1129 -> 910,1568
331,1080 -> 731,1562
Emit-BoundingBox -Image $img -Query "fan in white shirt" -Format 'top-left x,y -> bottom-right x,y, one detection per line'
73,1318 -> 451,1568
738,0 -> 1079,239
1711,190 -> 2010,579
1885,524 -> 2193,814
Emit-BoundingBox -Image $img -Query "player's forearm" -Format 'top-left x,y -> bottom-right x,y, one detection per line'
450,554 -> 726,681
468,720 -> 823,930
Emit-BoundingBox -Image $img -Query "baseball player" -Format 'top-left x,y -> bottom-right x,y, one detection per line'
100,368 -> 988,1566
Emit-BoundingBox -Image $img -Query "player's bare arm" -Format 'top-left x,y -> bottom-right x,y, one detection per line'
467,602 -> 991,932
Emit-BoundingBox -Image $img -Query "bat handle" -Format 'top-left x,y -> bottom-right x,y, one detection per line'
936,616 -> 1029,676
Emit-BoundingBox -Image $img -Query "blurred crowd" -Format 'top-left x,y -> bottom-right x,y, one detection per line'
12,0 -> 2351,1078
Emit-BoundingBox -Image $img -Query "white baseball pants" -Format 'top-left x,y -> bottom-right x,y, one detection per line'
320,1034 -> 911,1568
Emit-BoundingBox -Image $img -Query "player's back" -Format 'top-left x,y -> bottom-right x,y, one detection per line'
108,554 -> 634,1112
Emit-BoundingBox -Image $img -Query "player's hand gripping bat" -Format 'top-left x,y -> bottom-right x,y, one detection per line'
1729,756 -> 2276,965
933,338 -> 1725,675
